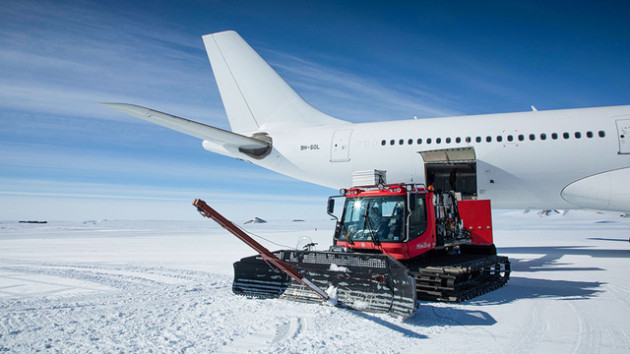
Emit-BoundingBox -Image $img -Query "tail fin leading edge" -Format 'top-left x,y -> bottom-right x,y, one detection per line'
203,31 -> 346,133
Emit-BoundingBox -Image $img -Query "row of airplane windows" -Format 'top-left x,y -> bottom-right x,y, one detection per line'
381,130 -> 607,146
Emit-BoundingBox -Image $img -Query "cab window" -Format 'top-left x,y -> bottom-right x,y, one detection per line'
340,196 -> 405,242
408,194 -> 428,240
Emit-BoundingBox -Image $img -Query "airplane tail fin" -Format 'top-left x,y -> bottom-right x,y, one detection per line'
203,31 -> 346,133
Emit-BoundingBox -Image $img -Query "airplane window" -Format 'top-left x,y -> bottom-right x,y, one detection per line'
417,138 -> 422,144
586,131 -> 593,138
540,133 -> 547,140
575,132 -> 582,139
456,137 -> 461,143
486,136 -> 492,143
446,137 -> 451,144
390,139 -> 395,145
507,135 -> 513,142
599,130 -> 606,137
399,139 -> 404,145
476,136 -> 482,143
436,137 -> 441,144
427,138 -> 432,144
563,132 -> 570,139
496,135 -> 503,142
408,139 -> 413,145
381,140 -> 386,146
552,133 -> 558,140
518,135 -> 524,141
466,137 -> 471,143
529,134 -> 535,141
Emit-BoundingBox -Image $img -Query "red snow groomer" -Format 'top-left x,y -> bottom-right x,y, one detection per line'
195,183 -> 510,319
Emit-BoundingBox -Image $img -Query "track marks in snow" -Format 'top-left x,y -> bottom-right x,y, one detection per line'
566,300 -> 589,354
0,272 -> 109,298
0,261 -> 235,352
0,261 -> 214,299
214,308 -> 314,353
272,317 -> 301,344
2,218 -> 629,353
217,325 -> 275,353
509,302 -> 547,353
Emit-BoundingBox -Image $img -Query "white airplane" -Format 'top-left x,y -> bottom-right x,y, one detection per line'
102,30 -> 630,213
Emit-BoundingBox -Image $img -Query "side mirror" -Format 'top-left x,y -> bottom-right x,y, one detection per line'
327,198 -> 335,214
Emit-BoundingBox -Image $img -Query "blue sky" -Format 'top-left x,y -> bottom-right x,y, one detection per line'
1,0 -> 629,221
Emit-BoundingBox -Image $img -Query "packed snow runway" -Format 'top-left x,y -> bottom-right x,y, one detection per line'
1,211 -> 629,353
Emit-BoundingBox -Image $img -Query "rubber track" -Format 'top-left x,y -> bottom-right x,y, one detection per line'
407,254 -> 511,302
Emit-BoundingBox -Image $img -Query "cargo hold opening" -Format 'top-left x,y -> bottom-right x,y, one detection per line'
419,148 -> 478,199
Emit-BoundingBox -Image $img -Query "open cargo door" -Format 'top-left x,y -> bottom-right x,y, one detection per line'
419,147 -> 477,199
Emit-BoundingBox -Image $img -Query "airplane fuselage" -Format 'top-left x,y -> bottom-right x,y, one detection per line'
106,31 -> 630,213
252,105 -> 630,211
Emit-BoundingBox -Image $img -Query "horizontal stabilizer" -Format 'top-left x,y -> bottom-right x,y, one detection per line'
100,103 -> 271,159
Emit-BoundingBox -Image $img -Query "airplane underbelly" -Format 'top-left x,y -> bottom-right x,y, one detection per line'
561,167 -> 630,212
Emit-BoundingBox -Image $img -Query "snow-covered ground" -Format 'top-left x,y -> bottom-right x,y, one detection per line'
1,211 -> 629,353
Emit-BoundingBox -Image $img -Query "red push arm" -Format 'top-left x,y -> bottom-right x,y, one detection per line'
193,199 -> 329,300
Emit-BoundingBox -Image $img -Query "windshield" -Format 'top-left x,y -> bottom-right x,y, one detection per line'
339,196 -> 405,242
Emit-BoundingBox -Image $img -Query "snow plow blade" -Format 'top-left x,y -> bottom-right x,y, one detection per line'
233,250 -> 417,319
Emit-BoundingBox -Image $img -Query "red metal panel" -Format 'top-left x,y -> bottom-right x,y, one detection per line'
458,200 -> 493,245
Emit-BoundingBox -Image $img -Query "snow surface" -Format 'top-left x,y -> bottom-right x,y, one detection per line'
1,211 -> 629,353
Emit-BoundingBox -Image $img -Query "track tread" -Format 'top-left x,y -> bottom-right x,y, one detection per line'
408,254 -> 510,302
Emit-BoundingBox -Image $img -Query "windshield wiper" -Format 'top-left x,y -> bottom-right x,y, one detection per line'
362,201 -> 381,246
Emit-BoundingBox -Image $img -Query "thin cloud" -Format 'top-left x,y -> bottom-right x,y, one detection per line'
0,142 -> 296,185
0,1 -> 223,127
0,177 -> 332,221
266,51 -> 461,121
0,178 -> 325,204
